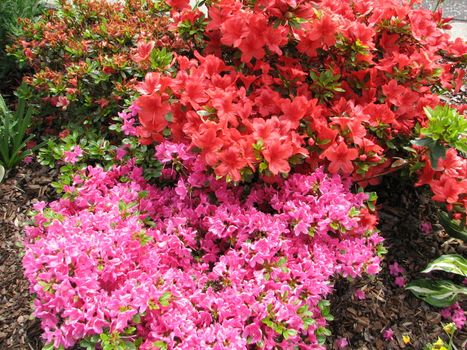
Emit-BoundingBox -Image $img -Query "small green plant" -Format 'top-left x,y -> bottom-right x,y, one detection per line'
0,94 -> 34,171
412,106 -> 467,167
423,322 -> 459,350
406,254 -> 467,307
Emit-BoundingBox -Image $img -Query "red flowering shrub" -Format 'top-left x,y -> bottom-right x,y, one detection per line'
132,0 -> 466,214
24,144 -> 382,349
8,0 -> 190,129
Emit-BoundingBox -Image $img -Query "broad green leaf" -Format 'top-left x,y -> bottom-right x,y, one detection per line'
406,279 -> 467,307
439,211 -> 467,242
422,254 -> 467,276
0,164 -> 4,183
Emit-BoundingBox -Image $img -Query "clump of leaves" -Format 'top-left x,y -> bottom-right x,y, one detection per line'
412,106 -> 467,167
0,94 -> 34,171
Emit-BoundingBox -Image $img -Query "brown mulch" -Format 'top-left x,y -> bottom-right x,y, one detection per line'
0,163 -> 57,350
0,163 -> 466,350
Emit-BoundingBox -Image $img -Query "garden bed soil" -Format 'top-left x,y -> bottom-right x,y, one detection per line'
0,163 -> 466,350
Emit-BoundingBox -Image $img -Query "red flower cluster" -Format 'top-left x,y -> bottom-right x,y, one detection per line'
134,0 -> 466,185
417,148 -> 467,214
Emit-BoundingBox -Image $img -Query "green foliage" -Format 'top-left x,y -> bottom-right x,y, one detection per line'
423,322 -> 458,350
37,129 -> 113,193
0,0 -> 44,81
37,130 -> 113,168
407,255 -> 467,307
8,0 -> 189,131
150,47 -> 173,71
412,106 -> 467,167
79,330 -> 141,350
406,279 -> 467,307
422,254 -> 467,276
0,164 -> 4,183
439,211 -> 467,242
309,70 -> 345,102
0,94 -> 34,170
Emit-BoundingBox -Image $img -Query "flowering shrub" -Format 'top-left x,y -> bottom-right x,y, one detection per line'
133,0 -> 466,211
8,0 -> 190,129
24,143 -> 382,349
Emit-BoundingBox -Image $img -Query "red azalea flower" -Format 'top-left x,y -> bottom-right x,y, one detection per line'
321,142 -> 359,174
431,175 -> 466,204
215,145 -> 247,182
135,93 -> 170,134
262,138 -> 293,175
132,40 -> 155,63
166,0 -> 190,10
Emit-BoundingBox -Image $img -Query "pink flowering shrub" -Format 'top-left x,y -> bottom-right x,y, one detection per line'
24,143 -> 382,349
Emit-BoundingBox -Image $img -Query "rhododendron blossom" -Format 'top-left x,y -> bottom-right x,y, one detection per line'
24,143 -> 383,349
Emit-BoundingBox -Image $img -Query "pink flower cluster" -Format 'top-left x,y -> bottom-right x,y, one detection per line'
389,261 -> 406,288
440,302 -> 466,329
24,143 -> 382,349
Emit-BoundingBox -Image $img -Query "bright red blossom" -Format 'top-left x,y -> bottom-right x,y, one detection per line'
321,142 -> 359,174
262,138 -> 293,175
135,93 -> 170,133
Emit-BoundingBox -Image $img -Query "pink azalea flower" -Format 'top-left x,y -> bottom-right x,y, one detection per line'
419,221 -> 432,235
23,156 -> 33,164
389,262 -> 405,276
383,328 -> 394,341
354,289 -> 366,300
334,338 -> 348,348
394,276 -> 406,288
63,146 -> 83,164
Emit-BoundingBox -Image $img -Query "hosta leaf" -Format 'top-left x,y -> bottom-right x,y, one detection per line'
406,279 -> 467,307
0,164 -> 4,183
439,211 -> 467,242
422,254 -> 467,277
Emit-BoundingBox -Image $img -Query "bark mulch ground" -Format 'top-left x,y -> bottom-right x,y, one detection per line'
0,163 -> 465,350
0,163 -> 57,350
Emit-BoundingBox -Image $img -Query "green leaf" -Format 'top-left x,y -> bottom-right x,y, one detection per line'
422,254 -> 467,276
0,164 -> 4,183
159,291 -> 172,307
406,279 -> 467,307
153,340 -> 168,350
283,328 -> 298,340
42,343 -> 54,350
439,211 -> 467,242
